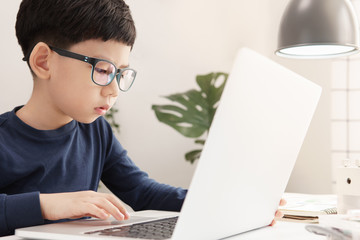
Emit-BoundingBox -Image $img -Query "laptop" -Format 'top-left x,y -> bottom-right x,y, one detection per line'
15,47 -> 322,240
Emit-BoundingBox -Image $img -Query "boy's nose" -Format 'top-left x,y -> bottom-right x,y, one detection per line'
101,78 -> 120,97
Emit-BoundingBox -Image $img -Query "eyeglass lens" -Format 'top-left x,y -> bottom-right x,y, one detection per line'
93,61 -> 135,91
119,69 -> 136,91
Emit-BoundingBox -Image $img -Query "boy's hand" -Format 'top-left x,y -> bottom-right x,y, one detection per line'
270,198 -> 286,226
39,191 -> 130,221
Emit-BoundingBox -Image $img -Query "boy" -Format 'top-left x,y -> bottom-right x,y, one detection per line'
0,0 -> 284,237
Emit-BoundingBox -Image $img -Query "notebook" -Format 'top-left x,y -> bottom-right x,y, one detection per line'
277,193 -> 337,223
15,47 -> 322,240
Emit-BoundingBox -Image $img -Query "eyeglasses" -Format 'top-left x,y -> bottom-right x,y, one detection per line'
49,46 -> 136,92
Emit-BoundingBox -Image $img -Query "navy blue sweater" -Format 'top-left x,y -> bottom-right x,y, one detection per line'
0,106 -> 187,236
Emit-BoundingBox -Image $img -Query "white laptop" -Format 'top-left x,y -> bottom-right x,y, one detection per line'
15,47 -> 322,240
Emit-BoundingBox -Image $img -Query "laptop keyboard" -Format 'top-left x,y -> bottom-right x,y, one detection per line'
84,217 -> 178,239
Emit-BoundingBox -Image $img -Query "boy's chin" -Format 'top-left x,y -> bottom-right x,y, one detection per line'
74,115 -> 101,124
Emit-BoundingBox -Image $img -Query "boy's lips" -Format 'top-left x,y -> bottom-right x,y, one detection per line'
95,105 -> 110,115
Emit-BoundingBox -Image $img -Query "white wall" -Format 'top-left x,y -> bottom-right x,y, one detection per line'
0,0 -> 333,193
0,0 -> 33,110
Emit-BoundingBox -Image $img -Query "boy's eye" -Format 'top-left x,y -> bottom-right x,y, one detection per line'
95,67 -> 109,75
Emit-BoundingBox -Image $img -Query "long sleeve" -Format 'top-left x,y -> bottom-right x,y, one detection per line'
101,136 -> 187,212
0,109 -> 187,237
0,192 -> 44,236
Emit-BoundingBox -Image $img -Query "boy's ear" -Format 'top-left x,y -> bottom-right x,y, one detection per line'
29,42 -> 52,80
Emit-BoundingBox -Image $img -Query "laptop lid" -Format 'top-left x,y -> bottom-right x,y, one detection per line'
15,47 -> 321,240
171,47 -> 322,240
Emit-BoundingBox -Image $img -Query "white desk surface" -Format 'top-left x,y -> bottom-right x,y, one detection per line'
0,221 -> 326,240
226,221 -> 326,239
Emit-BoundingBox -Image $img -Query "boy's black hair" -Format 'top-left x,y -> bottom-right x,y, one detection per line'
16,0 -> 136,61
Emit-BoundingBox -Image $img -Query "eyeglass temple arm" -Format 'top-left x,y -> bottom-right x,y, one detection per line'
49,46 -> 95,64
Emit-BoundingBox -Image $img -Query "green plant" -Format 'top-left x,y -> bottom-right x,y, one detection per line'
105,107 -> 120,133
152,72 -> 228,164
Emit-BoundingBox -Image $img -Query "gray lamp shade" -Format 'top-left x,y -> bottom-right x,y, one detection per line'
276,0 -> 360,59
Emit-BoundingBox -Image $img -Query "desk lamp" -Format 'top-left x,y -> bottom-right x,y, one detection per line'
276,0 -> 360,214
275,0 -> 360,59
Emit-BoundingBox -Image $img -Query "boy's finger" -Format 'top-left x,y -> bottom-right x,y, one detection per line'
90,197 -> 125,221
279,198 -> 287,206
269,219 -> 276,226
102,193 -> 130,219
80,203 -> 110,220
275,210 -> 284,218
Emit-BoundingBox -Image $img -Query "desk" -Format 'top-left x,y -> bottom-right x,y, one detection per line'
0,222 -> 326,240
226,221 -> 326,239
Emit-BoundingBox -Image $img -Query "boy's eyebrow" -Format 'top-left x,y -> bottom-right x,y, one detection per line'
94,54 -> 129,69
120,64 -> 130,68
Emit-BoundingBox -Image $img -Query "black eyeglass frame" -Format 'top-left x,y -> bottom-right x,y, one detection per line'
46,46 -> 136,92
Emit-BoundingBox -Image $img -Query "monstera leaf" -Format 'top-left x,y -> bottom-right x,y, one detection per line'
152,72 -> 228,163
